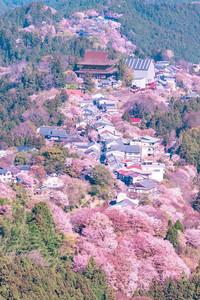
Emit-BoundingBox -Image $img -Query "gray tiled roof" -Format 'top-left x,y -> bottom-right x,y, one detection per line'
39,126 -> 57,136
136,179 -> 158,189
0,168 -> 8,175
108,144 -> 140,154
50,129 -> 69,138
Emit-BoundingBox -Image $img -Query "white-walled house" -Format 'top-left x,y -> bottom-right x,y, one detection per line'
107,144 -> 141,162
130,135 -> 160,158
126,58 -> 155,85
141,162 -> 165,182
0,169 -> 13,183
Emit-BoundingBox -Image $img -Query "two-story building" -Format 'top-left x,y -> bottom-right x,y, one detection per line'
141,161 -> 165,182
76,51 -> 118,79
129,179 -> 159,199
130,135 -> 160,158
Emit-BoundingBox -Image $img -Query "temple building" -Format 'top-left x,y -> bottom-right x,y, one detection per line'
76,51 -> 118,79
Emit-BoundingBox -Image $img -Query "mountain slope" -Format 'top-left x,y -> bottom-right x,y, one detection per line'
22,0 -> 200,62
0,0 -> 199,62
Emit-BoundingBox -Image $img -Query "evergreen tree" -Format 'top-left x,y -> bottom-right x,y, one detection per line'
147,277 -> 165,300
83,72 -> 95,92
174,219 -> 184,233
164,220 -> 179,248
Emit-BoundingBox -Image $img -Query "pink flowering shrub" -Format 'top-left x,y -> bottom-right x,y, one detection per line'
0,184 -> 16,200
71,206 -> 190,296
48,202 -> 73,234
185,229 -> 200,248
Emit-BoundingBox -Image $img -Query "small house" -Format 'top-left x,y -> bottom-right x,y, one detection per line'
130,118 -> 141,125
130,179 -> 159,199
130,135 -> 160,158
0,168 -> 13,183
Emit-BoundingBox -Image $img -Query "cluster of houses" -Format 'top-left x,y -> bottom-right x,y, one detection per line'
155,61 -> 180,93
0,89 -> 168,211
36,91 -> 166,206
0,61 -> 173,208
0,146 -> 35,184
0,165 -> 30,184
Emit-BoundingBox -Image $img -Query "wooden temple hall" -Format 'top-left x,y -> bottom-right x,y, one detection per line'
75,51 -> 118,79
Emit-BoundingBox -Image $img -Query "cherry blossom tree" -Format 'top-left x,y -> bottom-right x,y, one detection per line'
48,202 -> 72,234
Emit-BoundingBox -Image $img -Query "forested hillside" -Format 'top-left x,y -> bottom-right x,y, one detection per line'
0,0 -> 199,62
117,0 -> 200,63
0,0 -> 33,15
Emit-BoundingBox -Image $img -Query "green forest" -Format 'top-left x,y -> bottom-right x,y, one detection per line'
134,266 -> 200,299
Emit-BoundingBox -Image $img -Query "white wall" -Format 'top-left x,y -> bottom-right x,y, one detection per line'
133,61 -> 155,85
132,78 -> 146,89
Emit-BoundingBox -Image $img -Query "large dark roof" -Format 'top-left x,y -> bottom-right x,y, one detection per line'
126,58 -> 153,71
76,67 -> 117,74
39,126 -> 57,136
51,129 -> 68,139
39,127 -> 68,139
77,51 -> 116,66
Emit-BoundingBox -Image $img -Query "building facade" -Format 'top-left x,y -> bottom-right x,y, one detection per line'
126,58 -> 155,85
76,51 -> 118,79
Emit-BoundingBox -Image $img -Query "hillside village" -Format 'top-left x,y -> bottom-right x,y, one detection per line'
1,3 -> 200,299
0,42 -> 199,207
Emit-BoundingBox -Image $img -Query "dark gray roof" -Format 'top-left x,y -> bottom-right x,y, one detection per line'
101,103 -> 116,107
136,179 -> 158,189
0,168 -> 8,174
39,126 -> 57,136
50,129 -> 68,139
64,134 -> 84,144
124,145 -> 140,154
85,148 -> 99,155
92,120 -> 111,128
18,146 -> 35,153
6,166 -> 20,175
126,58 -> 153,71
18,165 -> 31,171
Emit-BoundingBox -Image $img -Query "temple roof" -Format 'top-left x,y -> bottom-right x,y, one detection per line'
76,66 -> 117,75
77,51 -> 116,66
